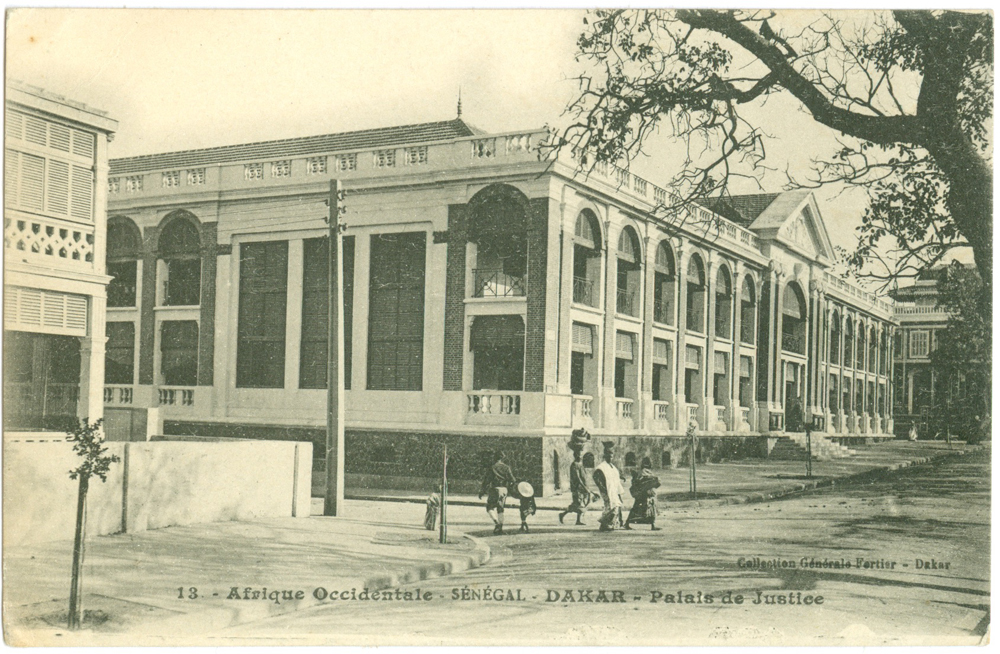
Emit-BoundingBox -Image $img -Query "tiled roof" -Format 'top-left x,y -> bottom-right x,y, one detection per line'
694,193 -> 781,227
109,119 -> 482,174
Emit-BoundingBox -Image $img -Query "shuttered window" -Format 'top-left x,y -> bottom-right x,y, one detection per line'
236,241 -> 288,388
4,110 -> 96,222
615,331 -> 635,361
714,351 -> 728,375
571,322 -> 594,355
653,338 -> 670,365
685,345 -> 701,369
367,232 -> 426,391
299,236 -> 355,389
740,355 -> 753,378
4,286 -> 88,336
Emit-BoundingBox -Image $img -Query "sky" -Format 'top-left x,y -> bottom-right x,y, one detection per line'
6,8 -> 913,261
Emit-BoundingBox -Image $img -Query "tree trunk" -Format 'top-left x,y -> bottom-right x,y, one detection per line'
68,475 -> 88,630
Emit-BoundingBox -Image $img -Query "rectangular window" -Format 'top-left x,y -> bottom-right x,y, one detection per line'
105,322 -> 135,384
299,236 -> 355,389
367,232 -> 426,390
3,331 -> 80,431
107,260 -> 138,307
236,241 -> 289,388
165,259 -> 201,306
570,352 -> 586,396
160,320 -> 198,386
909,330 -> 929,358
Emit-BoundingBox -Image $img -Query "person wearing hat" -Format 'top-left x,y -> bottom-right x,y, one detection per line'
478,449 -> 517,535
625,457 -> 661,531
593,440 -> 626,531
559,440 -> 593,525
516,481 -> 537,533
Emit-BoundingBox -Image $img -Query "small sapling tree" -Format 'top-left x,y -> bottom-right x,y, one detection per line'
66,418 -> 120,630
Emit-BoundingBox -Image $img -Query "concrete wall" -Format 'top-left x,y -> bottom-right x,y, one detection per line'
3,440 -> 312,546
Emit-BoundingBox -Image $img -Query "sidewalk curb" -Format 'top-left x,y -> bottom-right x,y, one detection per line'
697,443 -> 987,509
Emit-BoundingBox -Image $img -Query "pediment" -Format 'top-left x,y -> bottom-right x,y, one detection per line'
776,200 -> 834,263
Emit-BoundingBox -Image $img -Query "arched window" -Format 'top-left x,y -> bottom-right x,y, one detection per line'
468,184 -> 528,299
616,227 -> 641,317
572,209 -> 602,307
868,326 -> 878,373
781,283 -> 806,355
830,311 -> 841,364
107,217 -> 141,308
844,320 -> 854,370
881,332 -> 890,373
856,321 -> 866,370
653,242 -> 675,325
624,452 -> 637,468
740,276 -> 756,344
714,266 -> 733,339
582,452 -> 595,468
685,254 -> 705,333
158,216 -> 201,306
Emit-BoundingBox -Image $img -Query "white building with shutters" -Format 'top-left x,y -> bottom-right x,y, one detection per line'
4,81 -> 118,434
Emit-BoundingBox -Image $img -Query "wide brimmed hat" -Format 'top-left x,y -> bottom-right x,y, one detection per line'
517,481 -> 534,497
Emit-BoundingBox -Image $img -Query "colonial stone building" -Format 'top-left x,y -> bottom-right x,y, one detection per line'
4,82 -> 117,434
103,118 -> 896,493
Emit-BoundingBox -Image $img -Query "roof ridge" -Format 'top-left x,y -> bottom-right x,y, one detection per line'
110,118 -> 474,165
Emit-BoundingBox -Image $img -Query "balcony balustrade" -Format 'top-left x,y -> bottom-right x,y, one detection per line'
653,401 -> 671,426
573,276 -> 595,306
615,398 -> 634,422
159,386 -> 195,407
104,385 -> 134,405
472,269 -> 525,298
467,392 -> 521,416
572,395 -> 593,419
616,288 -> 637,317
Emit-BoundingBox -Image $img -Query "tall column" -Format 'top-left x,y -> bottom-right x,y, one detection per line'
674,245 -> 689,429
759,265 -> 778,431
79,294 -> 107,423
838,309 -> 847,433
556,207 -> 575,395
704,255 -> 718,430
137,225 -> 160,385
197,222 -> 218,386
441,205 -> 467,391
730,264 -> 744,430
601,220 -> 618,428
772,273 -> 786,422
523,198 -> 550,393
640,235 -> 656,430
284,239 -> 305,390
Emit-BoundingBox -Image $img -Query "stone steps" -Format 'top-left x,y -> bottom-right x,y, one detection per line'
769,433 -> 855,461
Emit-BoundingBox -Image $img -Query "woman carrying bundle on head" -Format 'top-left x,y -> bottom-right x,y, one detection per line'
625,457 -> 661,531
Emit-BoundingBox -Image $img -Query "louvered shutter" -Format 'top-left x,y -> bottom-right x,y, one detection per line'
572,323 -> 593,354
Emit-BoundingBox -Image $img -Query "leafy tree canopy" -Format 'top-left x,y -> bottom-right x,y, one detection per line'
559,10 -> 992,300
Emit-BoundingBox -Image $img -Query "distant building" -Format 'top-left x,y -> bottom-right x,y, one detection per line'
104,118 -> 896,493
890,266 -> 960,437
4,82 -> 117,433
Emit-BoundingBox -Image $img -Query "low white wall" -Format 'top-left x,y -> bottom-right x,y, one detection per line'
3,440 -> 312,546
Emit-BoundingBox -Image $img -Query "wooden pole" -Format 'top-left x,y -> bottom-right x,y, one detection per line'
68,475 -> 88,629
325,179 -> 345,516
440,444 -> 448,544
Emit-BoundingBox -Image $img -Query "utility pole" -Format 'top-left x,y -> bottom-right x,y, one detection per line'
325,179 -> 345,516
440,444 -> 448,544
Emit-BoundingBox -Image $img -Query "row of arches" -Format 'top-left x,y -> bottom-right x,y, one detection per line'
107,211 -> 203,308
828,311 -> 891,373
573,208 -> 760,344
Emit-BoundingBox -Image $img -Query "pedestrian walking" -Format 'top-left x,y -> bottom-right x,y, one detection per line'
625,457 -> 661,531
593,441 -> 625,532
423,486 -> 441,531
516,481 -> 536,533
909,423 -> 919,441
478,449 -> 517,535
559,438 -> 593,526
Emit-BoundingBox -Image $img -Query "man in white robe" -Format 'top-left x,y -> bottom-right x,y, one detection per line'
593,441 -> 625,531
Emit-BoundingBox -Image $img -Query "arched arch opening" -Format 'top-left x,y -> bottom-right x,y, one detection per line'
685,254 -> 706,333
624,451 -> 637,468
107,216 -> 141,308
830,310 -> 841,364
616,226 -> 641,317
582,452 -> 596,468
573,209 -> 602,307
736,277 -> 755,346
653,241 -> 675,325
844,319 -> 855,370
856,320 -> 866,370
868,325 -> 878,373
158,214 -> 201,306
468,184 -> 529,298
714,265 -> 733,339
781,282 -> 807,355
